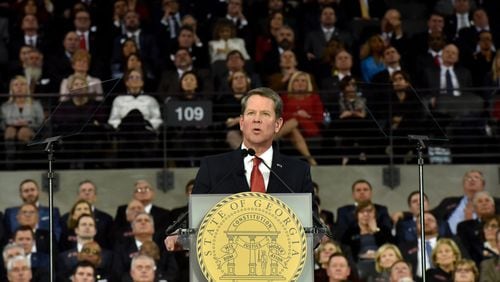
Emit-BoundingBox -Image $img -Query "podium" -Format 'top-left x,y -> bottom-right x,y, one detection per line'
181,192 -> 318,282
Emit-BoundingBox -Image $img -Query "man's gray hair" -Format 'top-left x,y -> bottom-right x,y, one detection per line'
2,243 -> 25,262
131,254 -> 156,270
7,255 -> 31,272
240,87 -> 283,118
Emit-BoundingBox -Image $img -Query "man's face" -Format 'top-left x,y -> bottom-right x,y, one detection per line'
442,44 -> 459,66
320,7 -> 336,26
114,1 -> 127,18
473,10 -> 489,28
473,194 -> 495,217
75,217 -> 96,240
74,11 -> 91,32
64,32 -> 80,53
133,214 -> 154,236
226,53 -> 245,71
77,243 -> 101,267
416,212 -> 438,236
352,182 -> 372,202
478,32 -> 493,51
390,261 -> 412,282
177,30 -> 194,48
428,15 -> 444,33
174,49 -> 193,69
279,50 -> 296,68
126,200 -> 145,222
124,11 -> 140,31
428,32 -> 446,51
72,266 -> 95,282
335,51 -> 352,71
19,46 -> 33,64
462,171 -> 484,198
239,95 -> 283,151
276,27 -> 294,49
130,258 -> 155,282
454,0 -> 470,14
78,182 -> 97,204
383,47 -> 400,65
17,205 -> 38,228
409,193 -> 429,216
268,0 -> 283,12
26,50 -> 42,68
20,181 -> 39,204
7,260 -> 32,282
21,15 -> 38,32
326,256 -> 350,281
14,230 -> 34,254
133,181 -> 154,204
227,0 -> 242,17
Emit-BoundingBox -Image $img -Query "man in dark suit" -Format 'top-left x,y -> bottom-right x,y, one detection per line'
192,87 -> 314,195
45,31 -> 80,95
114,180 -> 171,241
444,0 -> 473,41
60,180 -> 113,249
12,226 -> 49,282
410,12 -> 446,59
4,179 -> 61,241
8,14 -> 46,59
456,191 -> 497,265
479,228 -> 500,281
433,169 -> 500,235
335,179 -> 392,240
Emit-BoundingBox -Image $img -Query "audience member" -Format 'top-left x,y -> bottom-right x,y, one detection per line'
76,241 -> 112,282
340,201 -> 394,263
129,254 -> 156,282
433,169 -> 500,235
479,229 -> 500,282
9,14 -> 47,59
1,76 -> 44,165
453,259 -> 479,282
326,253 -> 352,282
46,31 -> 81,92
410,12 -> 446,58
169,25 -> 209,68
443,0 -> 473,41
254,11 -> 284,65
6,255 -> 32,282
4,179 -> 61,240
262,25 -> 307,75
336,179 -> 392,240
266,49 -> 301,92
113,180 -> 171,240
278,71 -> 321,165
379,9 -> 408,54
389,260 -> 413,282
213,49 -> 261,92
0,244 -> 24,281
359,35 -> 385,82
12,226 -> 49,282
70,260 -> 96,282
314,239 -> 343,281
59,200 -> 93,252
208,18 -> 250,66
465,30 -> 497,87
456,191 -> 497,265
369,243 -> 403,282
112,199 -> 144,243
426,238 -> 462,282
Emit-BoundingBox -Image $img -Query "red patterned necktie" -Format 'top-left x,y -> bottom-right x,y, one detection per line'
79,34 -> 87,50
250,158 -> 265,193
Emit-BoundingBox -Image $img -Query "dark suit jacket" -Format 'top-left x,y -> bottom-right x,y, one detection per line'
57,247 -> 113,282
60,208 -> 114,250
335,203 -> 392,240
456,219 -> 484,265
4,205 -> 61,240
433,196 -> 500,221
444,13 -> 473,41
192,148 -> 314,195
304,28 -> 353,59
395,213 -> 452,244
114,204 -> 171,241
338,0 -> 388,20
340,224 -> 394,262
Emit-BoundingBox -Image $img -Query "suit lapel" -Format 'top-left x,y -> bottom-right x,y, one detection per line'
229,149 -> 249,193
267,150 -> 285,193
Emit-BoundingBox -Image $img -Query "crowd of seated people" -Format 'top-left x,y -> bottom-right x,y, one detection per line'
0,168 -> 496,281
0,0 -> 499,168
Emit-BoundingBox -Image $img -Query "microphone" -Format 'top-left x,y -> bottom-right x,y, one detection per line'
165,211 -> 188,236
245,148 -> 333,239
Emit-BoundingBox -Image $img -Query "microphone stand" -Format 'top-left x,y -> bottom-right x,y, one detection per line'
408,134 -> 429,282
28,135 -> 62,282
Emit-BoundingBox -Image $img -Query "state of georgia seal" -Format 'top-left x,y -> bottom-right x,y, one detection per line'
197,192 -> 307,282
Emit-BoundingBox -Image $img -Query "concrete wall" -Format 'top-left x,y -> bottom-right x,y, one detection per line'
1,165 -> 499,217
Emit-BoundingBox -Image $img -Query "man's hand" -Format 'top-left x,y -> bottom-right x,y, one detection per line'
164,233 -> 183,252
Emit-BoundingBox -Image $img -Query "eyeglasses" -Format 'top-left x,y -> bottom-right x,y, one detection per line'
455,267 -> 473,273
135,187 -> 151,193
81,248 -> 100,255
484,223 -> 499,229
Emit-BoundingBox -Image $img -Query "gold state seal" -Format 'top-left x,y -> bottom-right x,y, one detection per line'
197,192 -> 307,281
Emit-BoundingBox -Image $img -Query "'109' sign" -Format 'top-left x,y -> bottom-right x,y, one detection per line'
166,100 -> 212,127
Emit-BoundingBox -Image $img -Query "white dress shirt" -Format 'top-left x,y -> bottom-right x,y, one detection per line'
440,66 -> 461,96
107,94 -> 163,130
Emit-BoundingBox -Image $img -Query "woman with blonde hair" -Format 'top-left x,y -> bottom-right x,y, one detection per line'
1,75 -> 44,166
278,71 -> 322,165
59,49 -> 103,102
368,243 -> 403,282
426,238 -> 462,282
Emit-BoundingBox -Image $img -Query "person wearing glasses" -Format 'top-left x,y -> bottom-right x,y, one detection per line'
113,180 -> 171,241
452,259 -> 478,282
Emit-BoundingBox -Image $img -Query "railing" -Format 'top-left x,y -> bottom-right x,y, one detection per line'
1,87 -> 499,170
